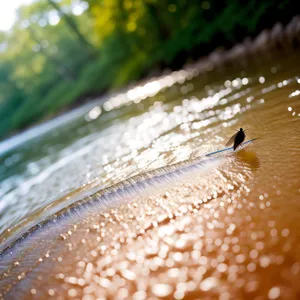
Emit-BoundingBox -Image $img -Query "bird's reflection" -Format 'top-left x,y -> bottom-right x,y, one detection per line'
235,149 -> 260,171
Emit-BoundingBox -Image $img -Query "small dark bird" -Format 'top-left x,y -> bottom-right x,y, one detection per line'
225,128 -> 246,150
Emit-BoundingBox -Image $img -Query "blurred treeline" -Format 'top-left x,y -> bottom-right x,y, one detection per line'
0,0 -> 294,139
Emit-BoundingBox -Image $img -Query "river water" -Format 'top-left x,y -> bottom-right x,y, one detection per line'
0,50 -> 300,299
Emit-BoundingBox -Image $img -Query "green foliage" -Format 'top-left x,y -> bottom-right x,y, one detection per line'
0,0 -> 296,139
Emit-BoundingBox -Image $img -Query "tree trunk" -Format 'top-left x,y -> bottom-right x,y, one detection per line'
47,0 -> 97,58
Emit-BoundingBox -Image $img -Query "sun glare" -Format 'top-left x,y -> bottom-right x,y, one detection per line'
0,0 -> 33,31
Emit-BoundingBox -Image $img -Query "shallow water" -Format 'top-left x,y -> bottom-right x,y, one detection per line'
0,51 -> 300,299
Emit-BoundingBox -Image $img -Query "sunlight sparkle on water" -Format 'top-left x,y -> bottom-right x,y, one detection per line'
289,90 -> 300,98
86,106 -> 101,121
1,49 -> 300,300
103,70 -> 195,111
